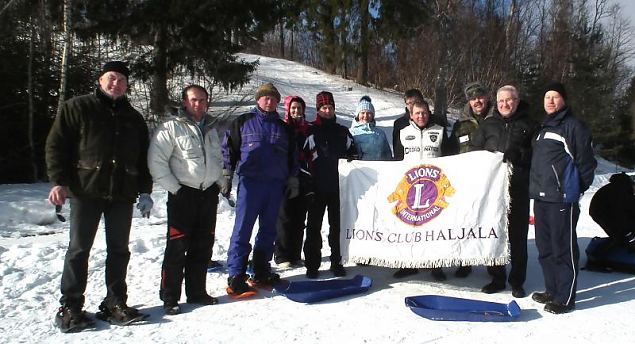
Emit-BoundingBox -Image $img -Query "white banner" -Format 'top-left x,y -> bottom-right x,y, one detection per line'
339,151 -> 511,268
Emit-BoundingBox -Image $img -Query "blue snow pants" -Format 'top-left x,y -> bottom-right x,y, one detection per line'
227,176 -> 285,277
534,200 -> 580,306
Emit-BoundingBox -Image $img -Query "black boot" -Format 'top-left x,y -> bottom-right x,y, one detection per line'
531,292 -> 553,304
55,305 -> 94,333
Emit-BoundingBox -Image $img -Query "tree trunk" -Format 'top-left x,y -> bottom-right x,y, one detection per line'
290,27 -> 294,60
279,19 -> 285,58
56,0 -> 72,118
433,12 -> 450,127
150,27 -> 168,118
28,19 -> 38,181
356,0 -> 369,85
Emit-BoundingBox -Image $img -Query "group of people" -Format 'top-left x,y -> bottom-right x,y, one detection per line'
46,60 -> 599,332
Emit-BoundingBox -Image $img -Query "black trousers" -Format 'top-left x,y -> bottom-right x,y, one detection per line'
160,185 -> 219,304
487,194 -> 530,288
274,194 -> 308,264
60,197 -> 133,308
534,200 -> 580,306
304,192 -> 341,271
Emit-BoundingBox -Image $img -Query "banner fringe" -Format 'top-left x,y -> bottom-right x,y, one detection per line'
345,256 -> 510,268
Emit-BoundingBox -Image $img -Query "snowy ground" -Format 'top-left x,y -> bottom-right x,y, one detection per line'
1,54 -> 634,344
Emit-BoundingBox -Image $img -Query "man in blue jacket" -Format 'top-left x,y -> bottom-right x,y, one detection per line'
222,83 -> 298,298
529,82 -> 597,314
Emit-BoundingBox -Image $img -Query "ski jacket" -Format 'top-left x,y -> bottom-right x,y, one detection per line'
45,88 -> 152,201
448,102 -> 493,155
349,120 -> 392,161
303,116 -> 357,194
148,106 -> 223,194
222,106 -> 296,182
392,110 -> 410,161
529,107 -> 597,203
469,100 -> 538,196
396,121 -> 447,163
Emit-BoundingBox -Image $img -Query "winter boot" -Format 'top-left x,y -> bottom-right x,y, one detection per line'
226,274 -> 257,299
330,264 -> 347,277
96,302 -> 148,325
54,305 -> 95,333
163,302 -> 181,316
248,272 -> 283,290
544,301 -> 575,314
187,294 -> 219,306
481,281 -> 506,294
531,292 -> 553,304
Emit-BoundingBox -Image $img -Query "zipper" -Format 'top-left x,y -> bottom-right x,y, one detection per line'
551,164 -> 562,191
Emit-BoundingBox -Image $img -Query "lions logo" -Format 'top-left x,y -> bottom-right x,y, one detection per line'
387,165 -> 455,226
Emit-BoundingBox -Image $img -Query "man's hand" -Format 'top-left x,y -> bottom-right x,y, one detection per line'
48,185 -> 67,206
136,193 -> 154,218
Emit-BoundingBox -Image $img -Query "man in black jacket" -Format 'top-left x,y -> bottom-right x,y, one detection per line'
529,82 -> 597,314
469,85 -> 538,298
392,89 -> 424,161
46,61 -> 153,331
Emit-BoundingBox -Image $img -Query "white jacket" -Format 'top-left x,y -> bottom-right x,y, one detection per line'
148,108 -> 223,194
398,121 -> 445,163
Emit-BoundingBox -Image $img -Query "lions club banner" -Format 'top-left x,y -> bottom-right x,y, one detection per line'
339,151 -> 511,268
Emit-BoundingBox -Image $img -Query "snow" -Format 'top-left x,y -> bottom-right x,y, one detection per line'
1,54 -> 635,343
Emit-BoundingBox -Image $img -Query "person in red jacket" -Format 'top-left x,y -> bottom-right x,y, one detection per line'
274,96 -> 311,268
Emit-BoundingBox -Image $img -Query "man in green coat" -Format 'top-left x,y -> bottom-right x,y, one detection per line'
448,81 -> 494,154
46,61 -> 153,332
443,81 -> 494,279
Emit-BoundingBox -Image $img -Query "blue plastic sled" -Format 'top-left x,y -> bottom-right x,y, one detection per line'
585,236 -> 635,273
405,295 -> 521,322
274,275 -> 372,303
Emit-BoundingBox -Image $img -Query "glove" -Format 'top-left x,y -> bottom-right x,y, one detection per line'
220,169 -> 233,197
136,193 -> 154,218
503,147 -> 520,164
285,176 -> 300,199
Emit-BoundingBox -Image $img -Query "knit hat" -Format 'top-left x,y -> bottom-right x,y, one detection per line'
355,95 -> 375,119
255,82 -> 281,102
464,81 -> 488,100
101,61 -> 130,79
544,82 -> 568,101
316,91 -> 335,110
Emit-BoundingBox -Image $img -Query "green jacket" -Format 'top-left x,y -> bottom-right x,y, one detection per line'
448,102 -> 494,154
45,88 -> 152,201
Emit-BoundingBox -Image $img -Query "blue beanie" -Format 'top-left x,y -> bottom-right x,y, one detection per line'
356,95 -> 375,118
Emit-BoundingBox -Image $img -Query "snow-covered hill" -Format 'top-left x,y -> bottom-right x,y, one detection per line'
1,54 -> 634,344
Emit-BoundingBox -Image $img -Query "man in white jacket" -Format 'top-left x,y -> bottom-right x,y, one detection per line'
148,85 -> 225,315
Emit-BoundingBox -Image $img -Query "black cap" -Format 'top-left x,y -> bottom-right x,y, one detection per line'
544,82 -> 567,101
101,61 -> 130,79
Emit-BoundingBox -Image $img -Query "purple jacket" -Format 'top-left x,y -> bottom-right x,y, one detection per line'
222,107 -> 297,181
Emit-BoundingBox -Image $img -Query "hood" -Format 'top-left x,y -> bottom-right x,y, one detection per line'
283,96 -> 306,123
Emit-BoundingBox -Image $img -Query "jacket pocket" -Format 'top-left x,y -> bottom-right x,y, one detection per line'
75,159 -> 105,196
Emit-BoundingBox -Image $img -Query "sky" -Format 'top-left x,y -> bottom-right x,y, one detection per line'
1,54 -> 634,344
